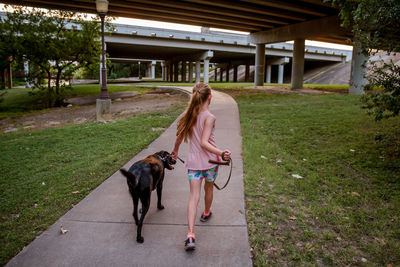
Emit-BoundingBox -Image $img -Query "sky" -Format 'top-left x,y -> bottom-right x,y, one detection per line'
1,4 -> 353,51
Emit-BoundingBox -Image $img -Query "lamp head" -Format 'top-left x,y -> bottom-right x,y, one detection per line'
96,0 -> 109,14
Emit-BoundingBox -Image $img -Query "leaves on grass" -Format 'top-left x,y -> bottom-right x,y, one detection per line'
60,225 -> 68,234
291,174 -> 303,179
260,155 -> 267,159
289,215 -> 297,220
71,191 -> 80,194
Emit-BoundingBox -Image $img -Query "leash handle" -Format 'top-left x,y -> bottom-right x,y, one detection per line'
211,158 -> 233,191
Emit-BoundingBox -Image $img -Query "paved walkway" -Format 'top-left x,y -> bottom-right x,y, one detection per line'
7,87 -> 252,267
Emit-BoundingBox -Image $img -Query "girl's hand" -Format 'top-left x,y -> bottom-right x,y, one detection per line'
222,150 -> 231,161
171,151 -> 178,160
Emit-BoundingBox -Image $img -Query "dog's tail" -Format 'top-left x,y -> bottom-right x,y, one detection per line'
120,168 -> 137,188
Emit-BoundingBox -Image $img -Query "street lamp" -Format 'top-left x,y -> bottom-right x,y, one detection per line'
96,0 -> 109,99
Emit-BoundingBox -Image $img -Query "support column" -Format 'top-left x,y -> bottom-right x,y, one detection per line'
24,60 -> 29,88
245,64 -> 250,82
233,65 -> 238,82
266,64 -> 272,83
174,61 -> 179,82
195,61 -> 201,83
278,64 -> 284,84
188,62 -> 193,83
349,42 -> 367,94
220,68 -> 223,82
214,67 -> 218,82
225,64 -> 230,82
291,38 -> 305,89
203,59 -> 210,83
182,61 -> 187,82
169,63 -> 173,82
254,43 -> 265,86
151,61 -> 156,79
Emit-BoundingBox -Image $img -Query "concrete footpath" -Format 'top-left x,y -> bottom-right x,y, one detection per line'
7,87 -> 252,267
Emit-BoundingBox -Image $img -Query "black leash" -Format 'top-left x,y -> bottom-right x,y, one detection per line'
176,154 -> 232,191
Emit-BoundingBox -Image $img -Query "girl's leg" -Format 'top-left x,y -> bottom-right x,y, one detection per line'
187,179 -> 202,233
204,180 -> 214,213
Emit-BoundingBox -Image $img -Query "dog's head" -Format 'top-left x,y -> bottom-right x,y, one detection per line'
155,150 -> 176,170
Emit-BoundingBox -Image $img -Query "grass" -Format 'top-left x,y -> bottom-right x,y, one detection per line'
229,91 -> 400,266
0,84 -> 155,120
0,104 -> 185,266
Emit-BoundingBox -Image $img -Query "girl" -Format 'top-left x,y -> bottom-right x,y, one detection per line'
171,82 -> 231,251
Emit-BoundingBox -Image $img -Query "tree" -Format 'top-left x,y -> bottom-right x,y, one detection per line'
0,6 -> 102,107
328,0 -> 400,120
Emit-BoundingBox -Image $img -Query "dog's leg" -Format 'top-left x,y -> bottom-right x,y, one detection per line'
157,183 -> 164,210
136,191 -> 150,243
132,195 -> 139,226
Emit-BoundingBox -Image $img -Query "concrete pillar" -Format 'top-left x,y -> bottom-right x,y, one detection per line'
169,64 -> 173,82
203,59 -> 210,83
195,61 -> 201,83
245,64 -> 250,82
349,42 -> 367,94
174,62 -> 179,82
291,38 -> 305,89
188,62 -> 193,83
220,68 -> 223,82
233,65 -> 238,82
278,64 -> 284,84
24,60 -> 29,88
214,67 -> 218,82
255,43 -> 265,86
225,64 -> 230,82
151,61 -> 156,79
182,61 -> 187,82
266,64 -> 272,83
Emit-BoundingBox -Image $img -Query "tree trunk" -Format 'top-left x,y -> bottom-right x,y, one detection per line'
55,68 -> 62,107
0,69 -> 5,90
47,71 -> 52,107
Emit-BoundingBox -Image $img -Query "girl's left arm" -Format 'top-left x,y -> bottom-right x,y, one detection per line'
171,135 -> 183,160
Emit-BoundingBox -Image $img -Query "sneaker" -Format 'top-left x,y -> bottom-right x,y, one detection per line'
184,237 -> 195,251
200,211 -> 212,222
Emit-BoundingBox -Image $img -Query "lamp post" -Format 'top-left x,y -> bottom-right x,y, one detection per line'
96,0 -> 109,99
95,0 -> 111,121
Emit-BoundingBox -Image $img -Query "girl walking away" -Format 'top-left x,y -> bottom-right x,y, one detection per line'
171,82 -> 231,251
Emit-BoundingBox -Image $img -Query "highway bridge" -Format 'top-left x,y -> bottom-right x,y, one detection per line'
105,24 -> 352,84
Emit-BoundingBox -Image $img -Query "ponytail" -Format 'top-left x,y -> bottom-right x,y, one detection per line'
177,82 -> 211,142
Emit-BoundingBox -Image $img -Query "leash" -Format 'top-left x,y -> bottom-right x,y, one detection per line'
177,153 -> 232,191
208,157 -> 232,190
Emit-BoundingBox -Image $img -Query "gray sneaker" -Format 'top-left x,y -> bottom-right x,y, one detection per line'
184,237 -> 195,251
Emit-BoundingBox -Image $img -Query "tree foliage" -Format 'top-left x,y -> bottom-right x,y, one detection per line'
0,6 -> 102,107
328,0 -> 400,120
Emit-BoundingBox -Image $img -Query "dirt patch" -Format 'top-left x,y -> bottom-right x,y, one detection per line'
1,92 -> 188,133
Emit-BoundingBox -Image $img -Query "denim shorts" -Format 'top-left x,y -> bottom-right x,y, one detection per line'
187,166 -> 219,182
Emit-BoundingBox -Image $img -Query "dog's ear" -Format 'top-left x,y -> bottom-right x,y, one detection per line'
120,168 -> 137,188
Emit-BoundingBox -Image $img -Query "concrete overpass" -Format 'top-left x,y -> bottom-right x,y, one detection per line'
2,0 -> 366,93
105,24 -> 351,84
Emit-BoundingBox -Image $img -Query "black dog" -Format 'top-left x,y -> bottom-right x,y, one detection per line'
120,151 -> 176,243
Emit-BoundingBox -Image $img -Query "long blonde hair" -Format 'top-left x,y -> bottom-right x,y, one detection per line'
177,82 -> 211,142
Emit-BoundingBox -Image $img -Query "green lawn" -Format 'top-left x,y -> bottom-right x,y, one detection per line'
0,84 -> 155,120
231,91 -> 400,266
0,105 -> 184,266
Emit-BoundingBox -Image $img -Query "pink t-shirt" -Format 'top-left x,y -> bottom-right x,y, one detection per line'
184,110 -> 219,170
